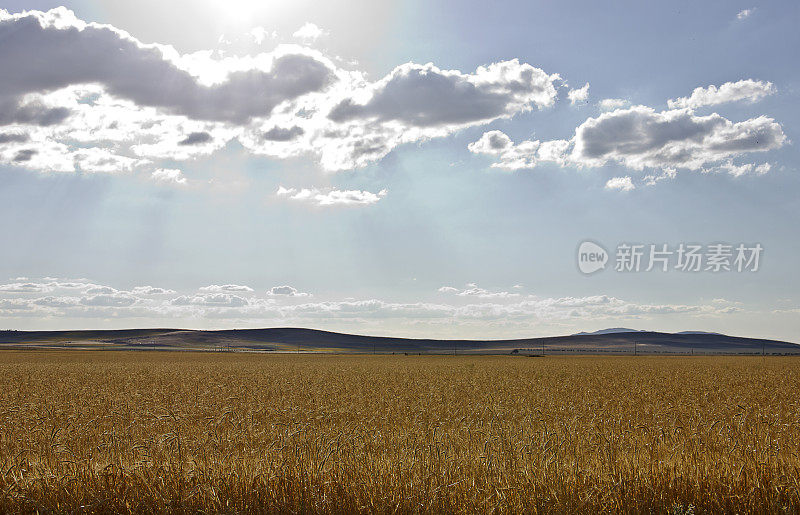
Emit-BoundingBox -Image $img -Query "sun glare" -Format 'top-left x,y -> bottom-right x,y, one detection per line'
206,0 -> 283,26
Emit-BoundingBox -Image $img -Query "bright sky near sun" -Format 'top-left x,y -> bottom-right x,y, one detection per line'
0,0 -> 798,341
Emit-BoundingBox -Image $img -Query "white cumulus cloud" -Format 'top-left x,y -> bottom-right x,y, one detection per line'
151,168 -> 186,184
267,285 -> 309,297
567,83 -> 590,105
468,130 -> 568,170
292,22 -> 327,42
667,79 -> 775,109
438,284 -> 520,298
199,284 -> 254,293
598,98 -> 630,111
605,176 -> 635,191
276,186 -> 387,206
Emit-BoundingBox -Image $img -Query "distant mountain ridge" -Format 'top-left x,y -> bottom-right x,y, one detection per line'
0,327 -> 797,355
572,328 -> 645,335
573,328 -> 724,336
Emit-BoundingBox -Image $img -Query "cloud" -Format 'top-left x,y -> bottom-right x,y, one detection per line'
12,149 -> 36,162
178,131 -> 212,145
0,98 -> 71,126
567,83 -> 590,105
276,186 -> 387,206
717,161 -> 771,177
151,168 -> 186,184
470,105 -> 786,175
536,139 -> 571,165
14,7 -> 779,187
0,276 -> 768,329
598,98 -> 630,111
0,8 -> 336,124
267,285 -> 310,297
605,176 -> 635,191
467,130 -> 513,155
170,293 -> 249,307
571,106 -> 786,171
73,147 -> 144,173
329,60 -> 558,128
737,8 -> 754,20
667,79 -> 775,109
131,286 -> 176,295
468,130 -> 566,170
0,282 -> 51,293
0,279 -> 98,293
79,293 -> 137,307
438,284 -> 520,298
0,8 -> 567,174
0,299 -> 35,311
263,125 -> 304,141
0,131 -> 29,143
85,286 -> 117,294
292,22 -> 327,42
32,296 -> 80,308
131,122 -> 229,161
249,27 -> 276,45
199,284 -> 254,293
257,294 -> 735,322
642,167 -> 677,186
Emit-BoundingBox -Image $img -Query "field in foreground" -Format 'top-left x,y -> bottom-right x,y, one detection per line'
1,352 -> 799,513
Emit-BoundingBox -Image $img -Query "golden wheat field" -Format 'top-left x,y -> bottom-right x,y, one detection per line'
1,351 -> 799,513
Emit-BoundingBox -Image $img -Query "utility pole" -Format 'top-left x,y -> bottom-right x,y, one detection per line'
634,340 -> 638,356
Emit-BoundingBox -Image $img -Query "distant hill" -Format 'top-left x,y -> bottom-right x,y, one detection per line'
572,328 -> 645,336
0,327 -> 798,355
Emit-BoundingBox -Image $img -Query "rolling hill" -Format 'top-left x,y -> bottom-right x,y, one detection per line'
0,327 -> 798,355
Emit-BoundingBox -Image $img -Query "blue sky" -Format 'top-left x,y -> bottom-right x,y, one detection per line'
0,1 -> 798,341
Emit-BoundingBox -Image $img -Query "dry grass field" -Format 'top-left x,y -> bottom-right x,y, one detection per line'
1,351 -> 799,513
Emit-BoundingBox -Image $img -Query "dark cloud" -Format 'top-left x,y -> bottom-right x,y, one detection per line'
328,61 -> 556,128
263,125 -> 304,141
178,131 -> 212,146
0,131 -> 29,143
487,133 -> 510,150
267,285 -> 308,296
707,116 -> 786,152
0,98 -> 70,126
12,149 -> 37,162
471,107 -> 786,173
0,9 -> 336,124
576,108 -> 722,159
351,138 -> 388,157
571,106 -> 786,170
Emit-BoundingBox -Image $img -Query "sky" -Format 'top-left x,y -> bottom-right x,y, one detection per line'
0,0 -> 798,341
